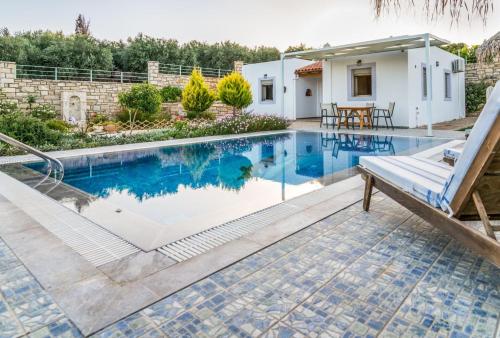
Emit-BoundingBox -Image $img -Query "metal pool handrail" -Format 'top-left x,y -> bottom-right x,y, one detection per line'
0,132 -> 64,188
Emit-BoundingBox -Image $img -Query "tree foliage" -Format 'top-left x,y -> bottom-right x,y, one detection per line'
181,69 -> 216,116
0,31 -> 113,70
217,72 -> 252,116
0,30 -> 280,72
285,44 -> 312,53
441,43 -> 479,63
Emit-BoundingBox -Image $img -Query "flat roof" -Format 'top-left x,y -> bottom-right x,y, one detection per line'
284,34 -> 449,60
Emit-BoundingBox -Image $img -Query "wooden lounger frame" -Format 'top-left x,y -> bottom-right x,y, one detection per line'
359,116 -> 500,267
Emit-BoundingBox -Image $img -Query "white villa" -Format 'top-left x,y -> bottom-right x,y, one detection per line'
243,34 -> 466,134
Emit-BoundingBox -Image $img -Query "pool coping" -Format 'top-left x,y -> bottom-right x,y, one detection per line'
0,133 -> 463,336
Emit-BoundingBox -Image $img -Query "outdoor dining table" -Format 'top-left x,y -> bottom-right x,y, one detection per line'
337,106 -> 373,129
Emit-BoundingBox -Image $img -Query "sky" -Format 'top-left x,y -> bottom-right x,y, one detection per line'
1,0 -> 499,49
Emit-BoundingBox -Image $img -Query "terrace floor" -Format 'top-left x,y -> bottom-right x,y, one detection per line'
291,119 -> 467,139
1,193 -> 499,337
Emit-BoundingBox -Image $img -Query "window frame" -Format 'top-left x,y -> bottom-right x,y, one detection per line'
347,63 -> 376,101
259,77 -> 276,104
421,63 -> 433,101
444,69 -> 452,101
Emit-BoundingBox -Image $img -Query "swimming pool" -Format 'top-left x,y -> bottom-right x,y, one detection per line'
24,131 -> 448,249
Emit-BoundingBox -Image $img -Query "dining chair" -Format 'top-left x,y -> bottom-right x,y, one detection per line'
365,102 -> 375,129
320,103 -> 335,129
373,102 -> 395,130
331,103 -> 342,130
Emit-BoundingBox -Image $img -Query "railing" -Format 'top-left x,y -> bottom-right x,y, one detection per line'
159,63 -> 233,78
0,132 -> 64,190
16,65 -> 148,83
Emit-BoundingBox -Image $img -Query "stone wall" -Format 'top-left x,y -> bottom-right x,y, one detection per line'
163,101 -> 234,118
0,60 -> 243,119
147,61 -> 220,90
465,56 -> 500,85
0,61 -> 133,117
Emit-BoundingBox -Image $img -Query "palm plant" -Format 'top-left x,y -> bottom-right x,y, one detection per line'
476,31 -> 500,63
373,0 -> 493,23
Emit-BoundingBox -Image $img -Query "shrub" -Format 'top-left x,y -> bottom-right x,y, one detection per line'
119,83 -> 162,132
0,100 -> 19,116
186,111 -> 216,120
118,83 -> 162,118
182,69 -> 216,118
90,113 -> 109,125
0,113 -> 62,146
26,95 -> 37,111
160,86 -> 182,102
465,82 -> 488,114
31,104 -> 58,121
217,72 -> 252,116
0,89 -> 19,116
46,119 -> 72,133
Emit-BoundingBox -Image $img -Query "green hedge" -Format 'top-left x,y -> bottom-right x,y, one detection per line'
466,82 -> 488,115
0,113 -> 62,146
160,86 -> 182,102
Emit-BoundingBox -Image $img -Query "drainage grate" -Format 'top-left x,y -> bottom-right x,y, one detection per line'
0,172 -> 140,267
158,203 -> 300,262
15,205 -> 140,267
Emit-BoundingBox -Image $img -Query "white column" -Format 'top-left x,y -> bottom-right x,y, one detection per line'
424,34 -> 433,137
280,53 -> 285,118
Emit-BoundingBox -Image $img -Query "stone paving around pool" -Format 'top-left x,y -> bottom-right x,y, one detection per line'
1,194 -> 499,337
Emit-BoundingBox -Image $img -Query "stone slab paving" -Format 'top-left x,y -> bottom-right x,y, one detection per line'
1,195 -> 499,337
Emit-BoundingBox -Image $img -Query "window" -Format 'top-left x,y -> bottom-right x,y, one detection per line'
444,71 -> 452,100
422,65 -> 428,99
347,63 -> 376,101
260,79 -> 274,103
352,68 -> 372,96
421,64 -> 432,100
261,144 -> 275,165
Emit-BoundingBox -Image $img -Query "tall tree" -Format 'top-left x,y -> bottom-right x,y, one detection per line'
373,0 -> 493,23
75,14 -> 90,35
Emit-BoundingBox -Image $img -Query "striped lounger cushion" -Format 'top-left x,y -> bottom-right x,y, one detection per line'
440,83 -> 500,214
359,156 -> 452,208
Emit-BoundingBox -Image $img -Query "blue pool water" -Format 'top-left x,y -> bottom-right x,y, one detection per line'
28,132 -> 448,231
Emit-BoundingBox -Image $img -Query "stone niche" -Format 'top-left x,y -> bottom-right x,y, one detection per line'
61,91 -> 87,122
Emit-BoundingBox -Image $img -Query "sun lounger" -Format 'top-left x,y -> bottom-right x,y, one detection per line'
443,147 -> 462,165
358,82 -> 500,266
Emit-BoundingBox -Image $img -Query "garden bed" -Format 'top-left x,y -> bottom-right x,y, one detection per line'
0,114 -> 289,155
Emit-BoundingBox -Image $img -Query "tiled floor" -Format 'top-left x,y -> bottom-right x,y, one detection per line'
1,195 -> 499,337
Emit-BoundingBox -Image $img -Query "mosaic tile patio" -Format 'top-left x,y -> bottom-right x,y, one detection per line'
1,195 -> 499,337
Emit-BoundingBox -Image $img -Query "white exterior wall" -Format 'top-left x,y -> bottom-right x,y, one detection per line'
407,47 -> 465,128
295,76 -> 322,118
242,59 -> 313,120
321,48 -> 464,128
323,51 -> 409,127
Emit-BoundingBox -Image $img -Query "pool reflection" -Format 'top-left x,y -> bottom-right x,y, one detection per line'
25,131 -> 447,227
